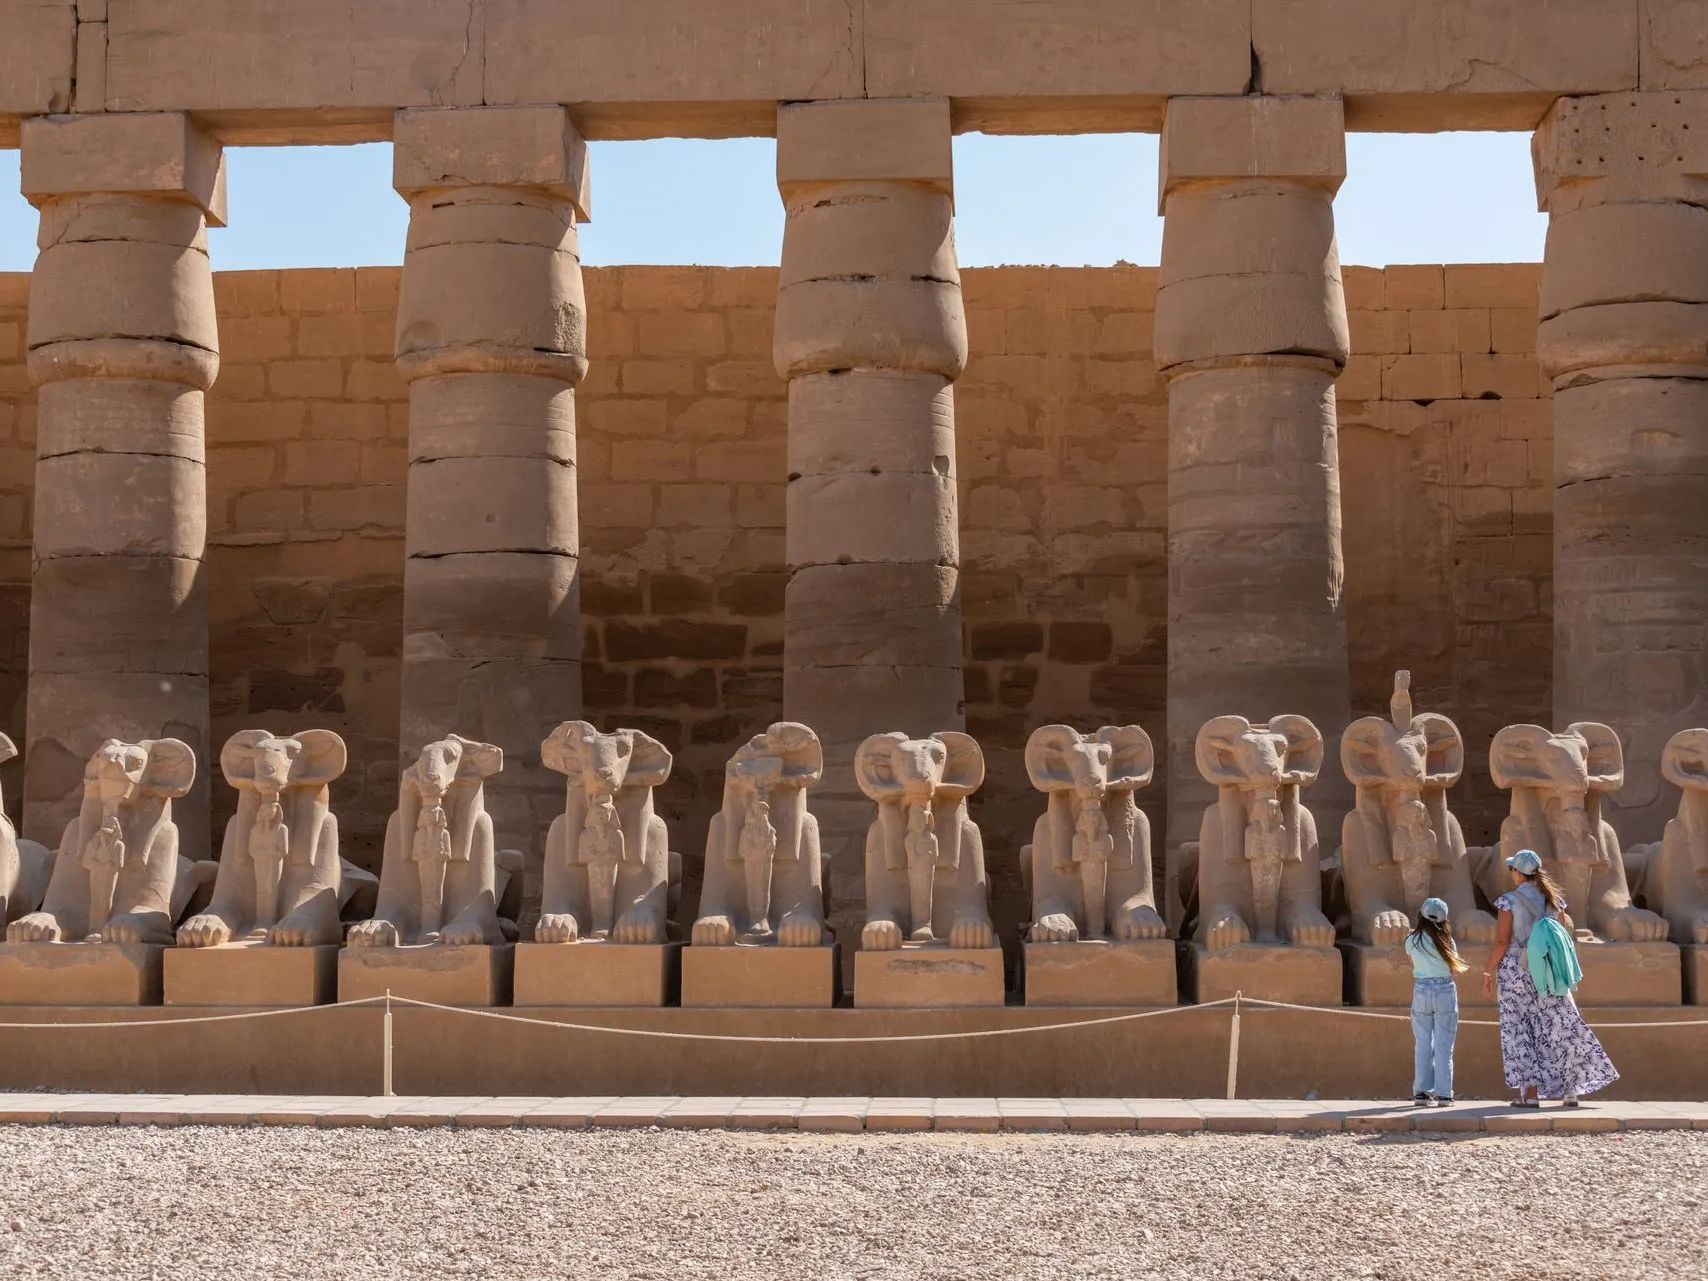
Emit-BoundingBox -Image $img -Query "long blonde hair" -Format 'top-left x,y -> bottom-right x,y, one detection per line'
1410,916 -> 1468,974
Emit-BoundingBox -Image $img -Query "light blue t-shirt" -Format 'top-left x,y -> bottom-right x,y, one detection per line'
1404,932 -> 1453,980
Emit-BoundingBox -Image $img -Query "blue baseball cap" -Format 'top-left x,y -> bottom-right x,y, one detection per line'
1420,897 -> 1450,923
1506,848 -> 1542,875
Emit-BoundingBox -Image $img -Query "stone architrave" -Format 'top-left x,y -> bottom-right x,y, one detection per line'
1153,96 -> 1354,904
773,98 -> 970,945
19,113 -> 225,862
0,734 -> 54,929
1186,713 -> 1340,1005
1534,92 -> 1708,843
392,105 -> 592,903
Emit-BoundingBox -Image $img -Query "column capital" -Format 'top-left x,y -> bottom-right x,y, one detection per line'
21,112 -> 226,226
1158,95 -> 1345,214
1533,91 -> 1708,213
394,105 -> 590,220
776,98 -> 952,195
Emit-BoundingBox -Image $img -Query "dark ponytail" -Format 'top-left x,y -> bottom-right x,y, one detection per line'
1409,916 -> 1468,974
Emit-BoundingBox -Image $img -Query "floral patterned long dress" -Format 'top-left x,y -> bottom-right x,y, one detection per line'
1494,891 -> 1619,1098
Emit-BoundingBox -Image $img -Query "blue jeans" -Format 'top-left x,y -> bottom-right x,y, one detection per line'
1411,977 -> 1459,1097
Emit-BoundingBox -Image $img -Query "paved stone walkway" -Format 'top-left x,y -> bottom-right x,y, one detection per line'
2,1093 -> 1705,1132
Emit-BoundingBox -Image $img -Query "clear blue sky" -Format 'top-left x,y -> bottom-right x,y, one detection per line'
0,132 -> 1544,272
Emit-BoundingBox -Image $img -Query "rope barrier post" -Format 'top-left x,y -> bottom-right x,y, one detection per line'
382,989 -> 394,1098
1225,990 -> 1242,1100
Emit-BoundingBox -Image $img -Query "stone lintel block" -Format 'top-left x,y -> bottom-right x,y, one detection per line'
393,105 -> 591,219
512,942 -> 681,1007
0,942 -> 164,1006
853,944 -> 1005,1008
1571,940 -> 1681,1007
1533,91 -> 1708,212
21,112 -> 227,225
680,944 -> 841,1008
1187,943 -> 1341,1006
1341,944 -> 1493,1008
336,944 -> 514,1007
163,942 -> 338,1007
1159,94 -> 1345,211
1685,945 -> 1708,1005
1022,940 -> 1177,1007
777,98 -> 952,195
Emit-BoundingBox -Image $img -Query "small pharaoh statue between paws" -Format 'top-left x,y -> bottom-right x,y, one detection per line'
733,779 -> 779,938
411,791 -> 454,942
246,790 -> 290,939
579,791 -> 627,938
1244,791 -> 1289,939
80,812 -> 127,942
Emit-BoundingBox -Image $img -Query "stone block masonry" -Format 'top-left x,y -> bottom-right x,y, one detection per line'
0,260 -> 1554,942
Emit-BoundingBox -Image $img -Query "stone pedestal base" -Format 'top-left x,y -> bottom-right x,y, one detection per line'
1571,940 -> 1680,1006
337,944 -> 513,1007
1342,943 -> 1494,1008
1684,946 -> 1708,1005
0,943 -> 163,1006
164,943 -> 338,1007
1187,943 -> 1340,1006
681,944 -> 840,1008
513,942 -> 681,1007
853,946 -> 1005,1008
1022,940 -> 1176,1006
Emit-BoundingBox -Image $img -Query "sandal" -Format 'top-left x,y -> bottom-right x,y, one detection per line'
1510,1097 -> 1541,1109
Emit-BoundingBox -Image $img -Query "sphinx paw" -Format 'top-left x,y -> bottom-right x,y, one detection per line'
177,914 -> 231,948
1205,911 -> 1251,951
949,915 -> 997,950
1606,906 -> 1670,943
1691,915 -> 1708,945
1114,904 -> 1168,941
1030,913 -> 1080,943
104,914 -> 162,945
1370,910 -> 1411,946
776,911 -> 824,948
439,920 -> 488,946
536,913 -> 582,945
862,918 -> 903,951
347,919 -> 400,949
1286,911 -> 1337,948
613,909 -> 665,945
6,913 -> 61,943
1460,909 -> 1499,945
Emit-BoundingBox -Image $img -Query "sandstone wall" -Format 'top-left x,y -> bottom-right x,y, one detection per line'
0,262 -> 1553,931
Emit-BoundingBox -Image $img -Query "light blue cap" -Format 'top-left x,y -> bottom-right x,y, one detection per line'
1506,848 -> 1542,875
1419,897 -> 1450,923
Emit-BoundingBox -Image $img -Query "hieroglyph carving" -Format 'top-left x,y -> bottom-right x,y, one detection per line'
855,732 -> 997,950
537,721 -> 676,944
694,723 -> 827,946
1021,724 -> 1167,942
1628,729 -> 1708,944
178,729 -> 349,947
7,739 -> 198,944
348,735 -> 506,947
0,734 -> 53,928
1193,715 -> 1336,949
1340,673 -> 1495,944
1488,722 -> 1668,942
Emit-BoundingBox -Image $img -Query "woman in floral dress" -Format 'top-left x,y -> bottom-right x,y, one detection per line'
1480,848 -> 1618,1107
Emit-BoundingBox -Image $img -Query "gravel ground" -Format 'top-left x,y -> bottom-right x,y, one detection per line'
0,1126 -> 1703,1280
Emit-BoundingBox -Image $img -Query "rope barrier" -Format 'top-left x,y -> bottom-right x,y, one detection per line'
0,995 -> 387,1030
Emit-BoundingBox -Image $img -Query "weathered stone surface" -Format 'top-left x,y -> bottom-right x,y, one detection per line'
1187,942 -> 1341,1005
853,944 -> 1005,1008
394,105 -> 590,215
1023,940 -> 1175,1006
337,942 -> 514,1006
680,943 -> 840,1007
0,1 -> 76,125
163,941 -> 338,1006
0,941 -> 163,1005
21,112 -> 227,222
512,941 -> 680,1006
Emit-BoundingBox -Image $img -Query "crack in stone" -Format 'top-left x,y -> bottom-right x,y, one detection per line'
409,549 -> 581,560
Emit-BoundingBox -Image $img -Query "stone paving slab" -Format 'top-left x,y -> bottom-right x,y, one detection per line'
0,1095 -> 1703,1132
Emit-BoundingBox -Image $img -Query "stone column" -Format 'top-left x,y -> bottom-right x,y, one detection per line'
393,106 -> 590,872
1154,96 -> 1354,879
773,98 -> 969,928
20,113 -> 224,858
1535,91 -> 1708,840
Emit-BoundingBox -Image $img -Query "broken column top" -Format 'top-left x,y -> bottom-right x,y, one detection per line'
20,112 -> 227,225
393,104 -> 591,220
776,97 -> 953,194
1158,94 -> 1346,212
1532,90 -> 1708,212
